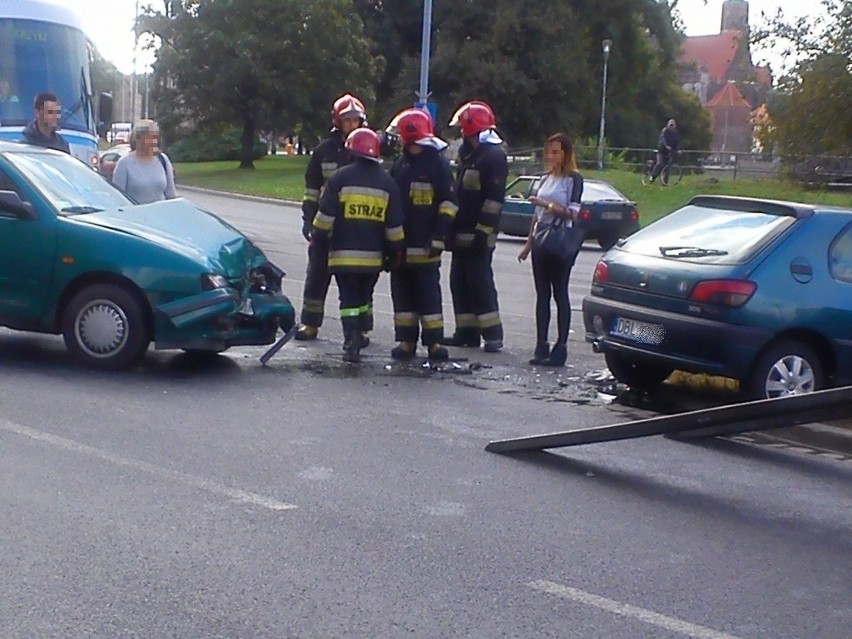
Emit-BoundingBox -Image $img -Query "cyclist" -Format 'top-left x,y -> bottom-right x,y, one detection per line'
648,118 -> 680,183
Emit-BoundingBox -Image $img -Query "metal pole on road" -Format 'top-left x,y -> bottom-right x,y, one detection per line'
597,39 -> 612,171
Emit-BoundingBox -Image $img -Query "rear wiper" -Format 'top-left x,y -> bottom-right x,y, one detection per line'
659,246 -> 729,258
61,205 -> 104,214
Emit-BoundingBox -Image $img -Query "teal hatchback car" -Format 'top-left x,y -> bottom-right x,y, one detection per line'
583,196 -> 852,399
0,142 -> 295,369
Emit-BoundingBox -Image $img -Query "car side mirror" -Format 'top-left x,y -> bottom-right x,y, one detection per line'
0,191 -> 36,220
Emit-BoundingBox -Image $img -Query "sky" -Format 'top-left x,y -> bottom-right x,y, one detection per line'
71,0 -> 827,76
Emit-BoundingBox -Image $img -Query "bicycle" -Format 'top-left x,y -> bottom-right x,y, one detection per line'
641,156 -> 682,186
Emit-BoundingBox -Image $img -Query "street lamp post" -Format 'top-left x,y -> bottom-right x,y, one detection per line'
597,39 -> 613,170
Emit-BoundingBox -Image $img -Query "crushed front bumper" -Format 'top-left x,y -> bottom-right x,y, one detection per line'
154,287 -> 296,352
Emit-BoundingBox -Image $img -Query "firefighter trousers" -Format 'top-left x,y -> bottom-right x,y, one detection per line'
390,266 -> 444,346
301,243 -> 374,331
448,247 -> 503,343
334,272 -> 379,339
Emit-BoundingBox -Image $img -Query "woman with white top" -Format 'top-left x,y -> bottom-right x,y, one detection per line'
517,132 -> 584,367
111,119 -> 176,204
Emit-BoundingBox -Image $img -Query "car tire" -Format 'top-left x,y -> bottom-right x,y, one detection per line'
604,350 -> 673,391
597,234 -> 619,250
63,284 -> 151,370
743,340 -> 825,400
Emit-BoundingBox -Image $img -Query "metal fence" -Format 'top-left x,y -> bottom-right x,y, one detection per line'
507,145 -> 852,186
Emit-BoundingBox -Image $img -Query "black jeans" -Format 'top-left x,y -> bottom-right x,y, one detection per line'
651,149 -> 672,179
531,249 -> 573,347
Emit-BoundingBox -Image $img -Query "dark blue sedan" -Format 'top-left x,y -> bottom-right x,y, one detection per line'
582,195 -> 852,399
500,175 -> 640,248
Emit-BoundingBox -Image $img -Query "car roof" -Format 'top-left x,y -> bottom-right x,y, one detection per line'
99,144 -> 131,156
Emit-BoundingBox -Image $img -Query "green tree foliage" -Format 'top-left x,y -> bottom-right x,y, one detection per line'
142,0 -> 380,167
752,0 -> 852,156
355,0 -> 711,150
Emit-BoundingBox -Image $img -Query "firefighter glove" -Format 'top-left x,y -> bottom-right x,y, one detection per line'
384,248 -> 406,272
471,230 -> 490,252
428,238 -> 444,258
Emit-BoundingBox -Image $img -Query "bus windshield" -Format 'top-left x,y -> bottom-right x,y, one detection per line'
0,18 -> 93,133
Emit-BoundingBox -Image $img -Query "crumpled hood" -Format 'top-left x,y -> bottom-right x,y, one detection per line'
74,198 -> 257,277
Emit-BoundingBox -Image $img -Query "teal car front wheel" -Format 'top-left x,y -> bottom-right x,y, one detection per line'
63,284 -> 151,370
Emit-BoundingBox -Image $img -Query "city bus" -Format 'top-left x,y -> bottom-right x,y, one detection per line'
0,0 -> 102,168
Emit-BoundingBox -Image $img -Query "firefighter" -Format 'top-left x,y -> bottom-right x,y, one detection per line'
443,100 -> 508,352
386,107 -> 458,361
296,94 -> 369,342
311,128 -> 405,363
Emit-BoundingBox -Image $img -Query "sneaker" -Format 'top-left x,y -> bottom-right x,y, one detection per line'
483,339 -> 503,353
427,344 -> 449,361
295,324 -> 318,341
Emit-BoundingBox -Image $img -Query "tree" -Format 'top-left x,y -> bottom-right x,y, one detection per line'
355,0 -> 709,150
142,0 -> 381,168
752,0 -> 852,157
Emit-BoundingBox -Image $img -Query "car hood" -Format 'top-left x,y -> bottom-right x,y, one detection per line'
74,198 -> 257,276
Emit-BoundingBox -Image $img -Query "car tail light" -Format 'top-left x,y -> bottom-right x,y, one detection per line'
629,209 -> 639,222
689,280 -> 757,307
579,208 -> 592,222
593,259 -> 609,283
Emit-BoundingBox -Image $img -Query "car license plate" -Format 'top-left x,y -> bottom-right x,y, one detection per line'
611,317 -> 665,345
601,210 -> 623,220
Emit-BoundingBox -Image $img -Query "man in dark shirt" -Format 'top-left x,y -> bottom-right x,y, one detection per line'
21,91 -> 70,154
649,118 -> 679,183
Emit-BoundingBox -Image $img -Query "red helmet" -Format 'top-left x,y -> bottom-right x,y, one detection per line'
449,100 -> 496,138
345,128 -> 381,162
392,108 -> 434,146
332,94 -> 367,128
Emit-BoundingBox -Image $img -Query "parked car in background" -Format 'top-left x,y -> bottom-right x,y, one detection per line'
0,141 -> 295,369
98,143 -> 131,181
500,175 -> 640,249
582,195 -> 852,399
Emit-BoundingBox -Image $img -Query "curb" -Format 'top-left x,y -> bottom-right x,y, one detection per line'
176,184 -> 300,207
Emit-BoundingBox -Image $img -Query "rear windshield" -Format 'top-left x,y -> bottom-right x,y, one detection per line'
619,204 -> 796,264
584,182 -> 626,201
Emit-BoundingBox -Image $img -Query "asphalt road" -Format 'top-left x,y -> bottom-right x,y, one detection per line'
0,190 -> 849,639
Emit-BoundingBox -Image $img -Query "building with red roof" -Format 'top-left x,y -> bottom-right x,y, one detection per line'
678,0 -> 772,153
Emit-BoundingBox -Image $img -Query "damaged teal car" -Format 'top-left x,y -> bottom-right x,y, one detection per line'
0,141 -> 295,369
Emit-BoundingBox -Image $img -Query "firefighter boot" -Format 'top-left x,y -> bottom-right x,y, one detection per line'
295,324 -> 318,341
342,330 -> 362,363
391,342 -> 417,360
427,343 -> 449,362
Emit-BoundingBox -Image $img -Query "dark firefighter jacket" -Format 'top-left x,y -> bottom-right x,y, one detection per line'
390,146 -> 458,267
301,129 -> 353,225
452,140 -> 508,251
312,160 -> 405,274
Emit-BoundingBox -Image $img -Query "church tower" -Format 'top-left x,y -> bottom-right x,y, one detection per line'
721,0 -> 749,32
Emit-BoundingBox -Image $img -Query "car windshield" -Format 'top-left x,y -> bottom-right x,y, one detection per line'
505,177 -> 535,198
7,150 -> 132,214
620,204 -> 796,264
584,182 -> 626,202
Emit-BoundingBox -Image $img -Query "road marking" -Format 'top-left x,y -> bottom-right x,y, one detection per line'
1,417 -> 297,511
528,580 -> 744,639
